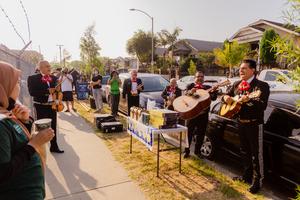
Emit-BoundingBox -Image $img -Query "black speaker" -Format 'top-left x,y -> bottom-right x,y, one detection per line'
101,122 -> 123,133
94,114 -> 116,129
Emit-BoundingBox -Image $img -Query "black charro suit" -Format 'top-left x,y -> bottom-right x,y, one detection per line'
27,73 -> 62,151
184,83 -> 218,157
122,78 -> 144,115
225,77 -> 270,188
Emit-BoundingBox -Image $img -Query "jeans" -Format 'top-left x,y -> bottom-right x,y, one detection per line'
92,88 -> 103,110
111,93 -> 120,116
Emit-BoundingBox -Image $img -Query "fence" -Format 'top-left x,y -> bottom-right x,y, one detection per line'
0,47 -> 35,111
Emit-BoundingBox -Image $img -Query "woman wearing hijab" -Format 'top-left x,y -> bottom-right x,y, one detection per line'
0,61 -> 54,200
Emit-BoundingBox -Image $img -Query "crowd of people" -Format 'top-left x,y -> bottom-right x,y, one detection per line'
0,58 -> 270,199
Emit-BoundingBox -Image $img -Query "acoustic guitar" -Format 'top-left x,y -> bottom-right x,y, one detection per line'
173,80 -> 231,120
220,90 -> 261,118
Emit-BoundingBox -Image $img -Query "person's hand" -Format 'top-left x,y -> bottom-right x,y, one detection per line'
49,88 -> 56,94
28,128 -> 54,150
12,104 -> 30,123
239,94 -> 250,103
223,95 -> 233,104
137,84 -> 143,91
191,88 -> 197,94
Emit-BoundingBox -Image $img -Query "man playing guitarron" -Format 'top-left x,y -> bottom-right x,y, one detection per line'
184,71 -> 218,158
223,59 -> 270,194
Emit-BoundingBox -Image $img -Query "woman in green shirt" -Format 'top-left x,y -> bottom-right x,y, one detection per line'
0,61 -> 54,200
108,71 -> 121,117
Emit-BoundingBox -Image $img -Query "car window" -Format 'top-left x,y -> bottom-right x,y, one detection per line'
264,107 -> 300,138
140,76 -> 169,92
265,71 -> 279,81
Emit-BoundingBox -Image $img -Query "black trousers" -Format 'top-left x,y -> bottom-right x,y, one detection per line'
239,122 -> 264,186
34,104 -> 59,150
111,94 -> 120,117
127,96 -> 139,115
185,112 -> 209,154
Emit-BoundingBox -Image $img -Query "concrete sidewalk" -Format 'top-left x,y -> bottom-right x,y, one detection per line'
45,112 -> 146,200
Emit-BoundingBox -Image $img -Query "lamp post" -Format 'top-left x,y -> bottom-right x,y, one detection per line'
130,8 -> 154,72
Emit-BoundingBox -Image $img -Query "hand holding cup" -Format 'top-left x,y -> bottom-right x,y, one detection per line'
28,128 -> 54,150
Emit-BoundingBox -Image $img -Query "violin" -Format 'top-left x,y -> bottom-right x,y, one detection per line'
50,80 -> 64,112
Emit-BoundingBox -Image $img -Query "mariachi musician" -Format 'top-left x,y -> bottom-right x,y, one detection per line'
223,59 -> 269,194
27,60 -> 64,153
184,71 -> 218,158
161,78 -> 181,110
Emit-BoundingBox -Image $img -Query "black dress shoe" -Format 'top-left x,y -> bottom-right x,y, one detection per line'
50,149 -> 64,153
248,184 -> 260,194
184,148 -> 190,158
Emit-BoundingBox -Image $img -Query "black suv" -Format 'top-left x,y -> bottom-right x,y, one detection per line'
201,92 -> 300,186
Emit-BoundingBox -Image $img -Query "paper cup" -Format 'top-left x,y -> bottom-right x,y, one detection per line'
34,118 -> 52,131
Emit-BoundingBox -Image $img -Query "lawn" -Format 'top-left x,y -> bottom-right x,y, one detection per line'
75,101 -> 266,200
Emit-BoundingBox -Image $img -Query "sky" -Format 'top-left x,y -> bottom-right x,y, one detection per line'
1,0 -> 287,61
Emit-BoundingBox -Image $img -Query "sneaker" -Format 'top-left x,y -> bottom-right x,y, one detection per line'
248,183 -> 260,194
65,110 -> 70,112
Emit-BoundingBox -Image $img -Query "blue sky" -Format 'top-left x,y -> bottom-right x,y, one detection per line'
1,0 -> 286,61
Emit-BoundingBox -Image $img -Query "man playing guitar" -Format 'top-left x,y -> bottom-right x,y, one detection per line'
161,78 -> 182,110
223,59 -> 270,194
184,71 -> 218,158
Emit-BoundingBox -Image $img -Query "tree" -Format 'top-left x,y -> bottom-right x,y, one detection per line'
198,52 -> 215,70
126,30 -> 157,65
214,40 -> 250,77
270,0 -> 300,108
70,60 -> 85,71
79,24 -> 102,72
188,60 -> 197,75
260,29 -> 279,67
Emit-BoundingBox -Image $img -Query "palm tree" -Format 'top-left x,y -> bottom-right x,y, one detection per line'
159,27 -> 182,76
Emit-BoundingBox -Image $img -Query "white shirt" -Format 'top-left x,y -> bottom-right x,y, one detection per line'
59,74 -> 73,92
41,73 -> 53,102
247,75 -> 255,84
131,82 -> 137,93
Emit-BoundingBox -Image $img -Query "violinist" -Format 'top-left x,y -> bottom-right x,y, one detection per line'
27,60 -> 64,153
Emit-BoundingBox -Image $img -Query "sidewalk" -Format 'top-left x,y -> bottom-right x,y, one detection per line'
45,112 -> 146,200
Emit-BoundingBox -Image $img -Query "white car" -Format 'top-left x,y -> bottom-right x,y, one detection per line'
257,69 -> 295,92
177,75 -> 225,90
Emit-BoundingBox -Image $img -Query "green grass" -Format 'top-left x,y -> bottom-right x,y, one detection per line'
75,101 -> 267,200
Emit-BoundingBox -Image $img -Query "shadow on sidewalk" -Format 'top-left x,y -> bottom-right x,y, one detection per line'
58,112 -> 93,134
46,132 -> 98,199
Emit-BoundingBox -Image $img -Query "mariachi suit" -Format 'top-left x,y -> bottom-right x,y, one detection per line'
122,78 -> 144,115
185,83 -> 217,156
27,74 -> 60,151
225,77 -> 270,187
161,85 -> 182,110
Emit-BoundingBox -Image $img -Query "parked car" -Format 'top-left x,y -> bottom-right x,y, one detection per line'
257,69 -> 295,91
100,75 -> 110,102
177,75 -> 225,90
105,73 -> 169,115
201,92 -> 300,186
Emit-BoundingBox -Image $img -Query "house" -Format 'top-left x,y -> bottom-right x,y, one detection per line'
230,19 -> 300,51
169,39 -> 223,58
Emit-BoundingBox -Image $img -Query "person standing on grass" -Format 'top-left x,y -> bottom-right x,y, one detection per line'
108,71 -> 121,117
90,68 -> 103,113
59,68 -> 76,112
122,69 -> 144,115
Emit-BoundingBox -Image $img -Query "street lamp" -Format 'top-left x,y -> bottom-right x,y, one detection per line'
130,8 -> 154,72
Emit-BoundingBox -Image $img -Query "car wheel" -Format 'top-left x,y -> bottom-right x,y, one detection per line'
200,134 -> 216,160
